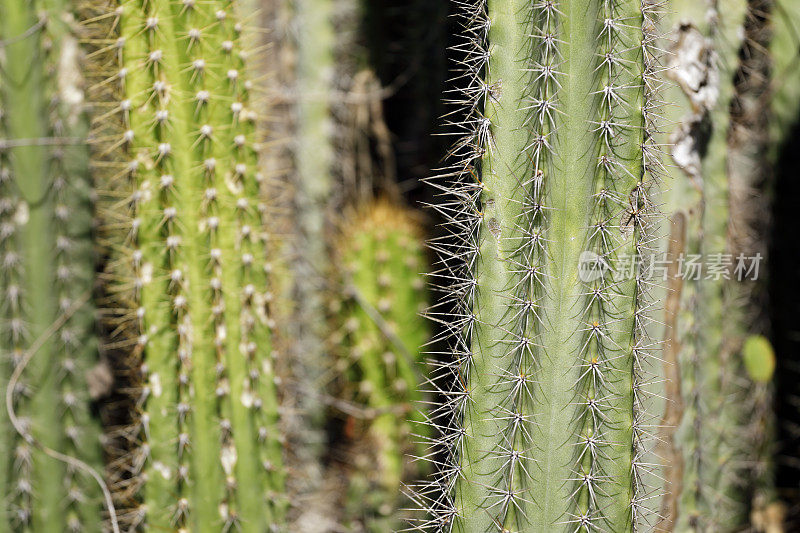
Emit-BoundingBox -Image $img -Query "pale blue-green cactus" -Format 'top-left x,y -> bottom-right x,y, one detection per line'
416,0 -> 662,530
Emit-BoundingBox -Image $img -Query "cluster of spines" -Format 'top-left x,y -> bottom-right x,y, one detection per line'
615,0 -> 665,528
413,0 -> 664,531
562,1 -> 664,530
81,0 -> 285,530
334,199 -> 429,530
1,1 -> 104,530
418,0 -> 538,529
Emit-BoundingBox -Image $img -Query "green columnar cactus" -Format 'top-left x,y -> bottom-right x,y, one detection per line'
333,199 -> 428,531
83,0 -> 285,529
0,0 -> 104,530
294,0 -> 335,401
419,0 -> 660,530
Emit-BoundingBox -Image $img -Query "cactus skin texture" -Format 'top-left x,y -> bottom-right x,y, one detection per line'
293,0 -> 336,438
83,0 -> 286,530
417,0 -> 661,531
0,0 -> 104,530
334,199 -> 428,531
284,0 -> 336,518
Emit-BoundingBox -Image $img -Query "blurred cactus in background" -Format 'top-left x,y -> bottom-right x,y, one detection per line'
660,0 -> 792,529
332,198 -> 428,531
0,0 -> 105,529
660,1 -> 755,529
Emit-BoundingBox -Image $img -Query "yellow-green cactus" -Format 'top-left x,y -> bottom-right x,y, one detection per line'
82,0 -> 285,529
334,199 -> 428,531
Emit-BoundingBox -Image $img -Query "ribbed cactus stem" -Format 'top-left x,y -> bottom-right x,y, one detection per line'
86,0 -> 285,529
337,199 -> 428,529
280,4 -> 336,516
449,0 -> 536,529
1,0 -> 103,529
660,4 -> 712,528
665,0 -> 769,531
423,0 -> 660,530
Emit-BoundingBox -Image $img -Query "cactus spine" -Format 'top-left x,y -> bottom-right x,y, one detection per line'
335,199 -> 428,530
84,0 -> 285,529
0,0 -> 105,529
421,0 -> 660,530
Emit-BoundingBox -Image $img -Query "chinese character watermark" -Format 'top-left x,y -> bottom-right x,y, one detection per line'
577,251 -> 763,283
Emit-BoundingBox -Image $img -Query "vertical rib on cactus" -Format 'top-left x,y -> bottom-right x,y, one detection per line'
418,0 -> 661,530
0,0 -> 104,529
444,1 -> 537,528
83,0 -> 285,529
335,199 -> 429,530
